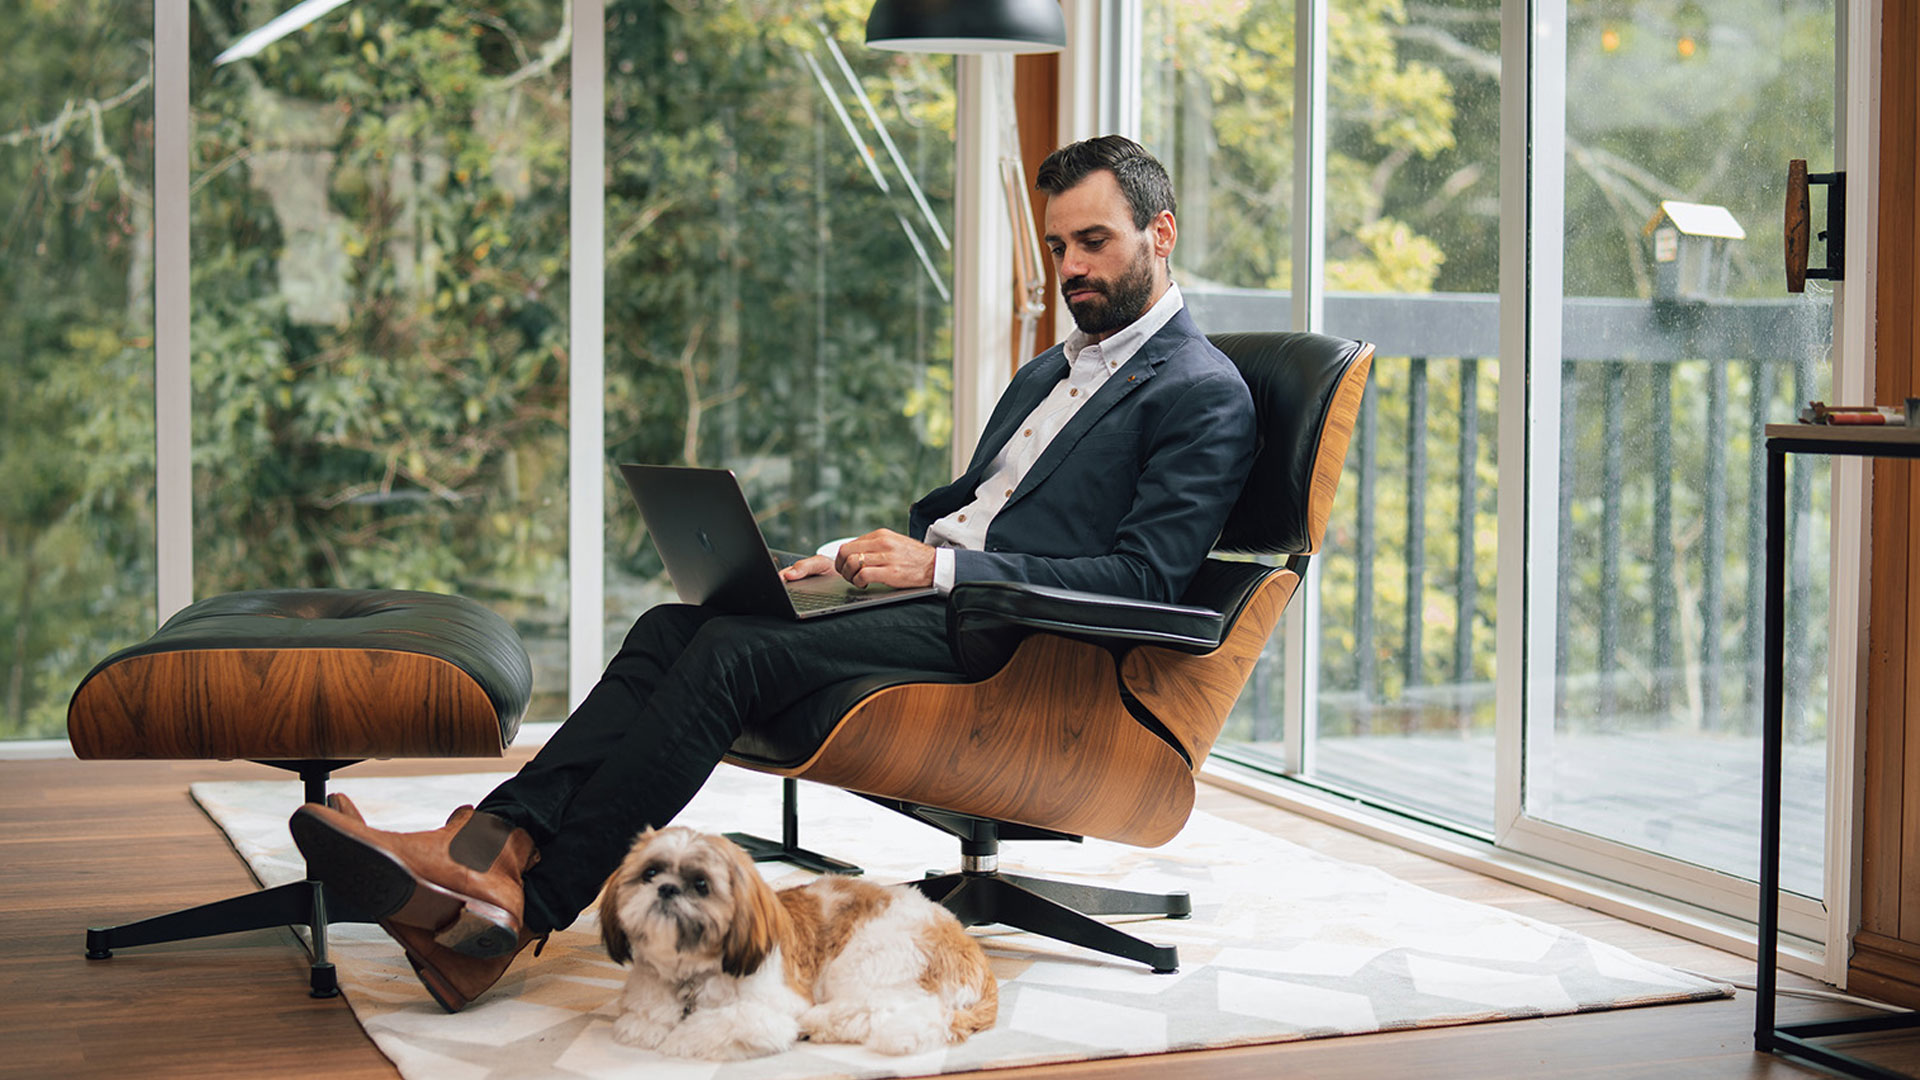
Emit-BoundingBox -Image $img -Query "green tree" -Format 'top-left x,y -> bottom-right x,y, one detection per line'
2,0 -> 157,738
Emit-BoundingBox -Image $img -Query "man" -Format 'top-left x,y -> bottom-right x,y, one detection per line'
290,135 -> 1257,1011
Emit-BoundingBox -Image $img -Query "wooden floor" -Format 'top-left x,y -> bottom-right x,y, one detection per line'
4,750 -> 1918,1080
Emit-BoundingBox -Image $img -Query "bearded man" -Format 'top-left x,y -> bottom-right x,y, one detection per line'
290,134 -> 1258,1011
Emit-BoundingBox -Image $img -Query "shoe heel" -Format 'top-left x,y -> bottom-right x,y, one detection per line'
435,903 -> 520,959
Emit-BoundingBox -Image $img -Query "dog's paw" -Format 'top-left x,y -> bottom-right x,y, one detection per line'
659,1009 -> 798,1061
611,1011 -> 666,1049
863,1001 -> 949,1057
798,1001 -> 870,1045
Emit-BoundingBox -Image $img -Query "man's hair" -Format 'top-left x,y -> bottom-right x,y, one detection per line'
1034,135 -> 1176,230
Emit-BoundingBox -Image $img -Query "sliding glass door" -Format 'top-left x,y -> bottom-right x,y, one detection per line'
1136,0 -> 1849,937
1510,0 -> 1837,914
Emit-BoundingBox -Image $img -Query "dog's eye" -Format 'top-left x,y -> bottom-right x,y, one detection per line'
690,876 -> 710,896
640,866 -> 660,883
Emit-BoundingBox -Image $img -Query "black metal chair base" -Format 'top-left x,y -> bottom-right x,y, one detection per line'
1762,1014 -> 1920,1080
914,869 -> 1188,973
727,778 -> 863,876
81,759 -> 370,997
85,878 -> 370,997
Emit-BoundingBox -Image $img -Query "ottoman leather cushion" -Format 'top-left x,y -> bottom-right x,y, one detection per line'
68,589 -> 532,761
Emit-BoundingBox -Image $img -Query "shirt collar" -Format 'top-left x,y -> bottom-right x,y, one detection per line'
1062,280 -> 1185,372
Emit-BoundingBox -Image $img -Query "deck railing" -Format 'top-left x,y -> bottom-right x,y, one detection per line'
1188,286 -> 1834,744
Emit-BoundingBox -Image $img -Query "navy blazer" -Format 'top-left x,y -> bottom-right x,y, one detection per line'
908,306 -> 1257,604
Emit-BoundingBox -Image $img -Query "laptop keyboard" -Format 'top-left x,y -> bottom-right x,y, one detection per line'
786,587 -> 849,612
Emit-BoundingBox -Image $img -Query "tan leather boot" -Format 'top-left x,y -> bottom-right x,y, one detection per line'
386,920 -> 548,1013
291,796 -> 539,959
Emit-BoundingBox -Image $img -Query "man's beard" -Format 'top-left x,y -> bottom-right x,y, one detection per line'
1062,243 -> 1157,336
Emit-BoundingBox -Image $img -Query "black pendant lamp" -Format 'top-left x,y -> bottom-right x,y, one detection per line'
865,0 -> 1067,54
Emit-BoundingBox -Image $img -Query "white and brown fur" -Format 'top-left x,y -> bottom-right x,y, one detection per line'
597,826 -> 998,1060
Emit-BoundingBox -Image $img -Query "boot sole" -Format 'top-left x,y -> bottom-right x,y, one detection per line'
291,808 -> 520,958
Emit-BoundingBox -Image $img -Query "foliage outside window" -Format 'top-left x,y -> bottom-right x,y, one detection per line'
183,0 -> 573,720
600,1 -> 955,649
3,0 -> 157,740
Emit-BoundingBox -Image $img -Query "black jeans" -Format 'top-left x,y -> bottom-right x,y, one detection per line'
476,597 -> 961,934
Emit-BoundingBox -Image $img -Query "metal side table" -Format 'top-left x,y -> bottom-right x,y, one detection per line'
1759,423 -> 1920,1079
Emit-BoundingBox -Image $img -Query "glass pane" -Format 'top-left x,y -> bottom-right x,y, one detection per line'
1142,0 -> 1300,764
1309,0 -> 1503,830
189,0 -> 572,721
602,4 -> 955,652
1532,0 -> 1835,897
1,0 -> 156,739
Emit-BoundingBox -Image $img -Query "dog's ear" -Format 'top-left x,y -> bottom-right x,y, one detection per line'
719,841 -> 783,977
597,863 -> 632,966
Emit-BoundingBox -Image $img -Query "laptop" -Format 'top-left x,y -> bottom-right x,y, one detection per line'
618,463 -> 938,619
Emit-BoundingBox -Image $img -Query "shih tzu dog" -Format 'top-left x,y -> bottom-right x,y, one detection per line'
598,826 -> 998,1060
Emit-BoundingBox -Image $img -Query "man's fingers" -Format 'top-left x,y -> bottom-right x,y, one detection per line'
779,554 -> 833,581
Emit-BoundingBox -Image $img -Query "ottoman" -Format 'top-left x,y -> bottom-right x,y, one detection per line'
66,588 -> 533,996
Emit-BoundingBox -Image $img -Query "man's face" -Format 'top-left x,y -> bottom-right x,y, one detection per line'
1043,170 -> 1174,340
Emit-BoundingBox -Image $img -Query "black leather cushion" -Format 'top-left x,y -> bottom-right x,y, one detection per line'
75,589 -> 533,744
730,668 -> 967,769
1209,331 -> 1368,555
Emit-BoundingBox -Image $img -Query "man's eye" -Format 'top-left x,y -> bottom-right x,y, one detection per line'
1048,245 -> 1064,258
1086,238 -> 1105,250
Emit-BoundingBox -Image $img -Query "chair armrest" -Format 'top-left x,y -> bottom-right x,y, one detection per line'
947,580 -> 1226,677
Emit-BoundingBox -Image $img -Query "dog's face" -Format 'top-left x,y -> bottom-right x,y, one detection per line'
598,826 -> 784,979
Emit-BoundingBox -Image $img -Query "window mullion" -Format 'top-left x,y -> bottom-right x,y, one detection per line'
570,0 -> 606,710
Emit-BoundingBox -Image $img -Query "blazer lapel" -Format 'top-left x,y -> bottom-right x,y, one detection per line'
1003,305 -> 1206,503
1009,351 -> 1161,502
962,347 -> 1068,481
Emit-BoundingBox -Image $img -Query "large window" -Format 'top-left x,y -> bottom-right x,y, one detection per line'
2,0 -> 157,740
600,4 -> 955,654
1531,0 -> 1834,897
187,0 -> 574,719
5,0 -> 955,741
1141,0 -> 1842,923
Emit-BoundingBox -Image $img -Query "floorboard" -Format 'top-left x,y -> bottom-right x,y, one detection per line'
1,753 -> 1911,1079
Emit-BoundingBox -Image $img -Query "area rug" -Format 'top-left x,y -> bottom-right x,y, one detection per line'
190,769 -> 1730,1079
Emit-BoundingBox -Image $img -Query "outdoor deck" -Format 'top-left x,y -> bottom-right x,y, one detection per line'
1230,730 -> 1829,898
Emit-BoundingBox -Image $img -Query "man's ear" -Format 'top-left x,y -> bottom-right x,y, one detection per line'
1151,209 -> 1177,260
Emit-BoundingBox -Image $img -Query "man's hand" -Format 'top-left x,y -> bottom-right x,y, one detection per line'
777,528 -> 937,589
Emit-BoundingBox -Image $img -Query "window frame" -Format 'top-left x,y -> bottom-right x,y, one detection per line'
1098,0 -> 1880,985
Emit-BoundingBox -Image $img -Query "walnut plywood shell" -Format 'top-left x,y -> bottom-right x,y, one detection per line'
740,634 -> 1198,848
1121,568 -> 1298,771
1301,345 -> 1373,556
68,648 -> 508,761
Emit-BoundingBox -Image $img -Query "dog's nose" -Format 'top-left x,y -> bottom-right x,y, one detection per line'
657,882 -> 680,899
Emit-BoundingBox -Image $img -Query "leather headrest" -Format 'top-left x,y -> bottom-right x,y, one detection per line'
1209,331 -> 1371,556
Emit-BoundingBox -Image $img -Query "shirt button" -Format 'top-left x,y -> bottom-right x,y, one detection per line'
1023,428 -> 1033,437
958,514 -> 967,523
1003,489 -> 1013,497
1070,388 -> 1079,397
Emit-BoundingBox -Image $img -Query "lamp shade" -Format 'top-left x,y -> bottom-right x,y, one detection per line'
865,0 -> 1067,54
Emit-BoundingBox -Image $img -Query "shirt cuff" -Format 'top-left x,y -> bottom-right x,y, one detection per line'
933,547 -> 956,595
815,537 -> 848,560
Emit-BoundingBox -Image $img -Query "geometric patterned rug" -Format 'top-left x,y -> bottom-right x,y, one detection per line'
190,768 -> 1731,1080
